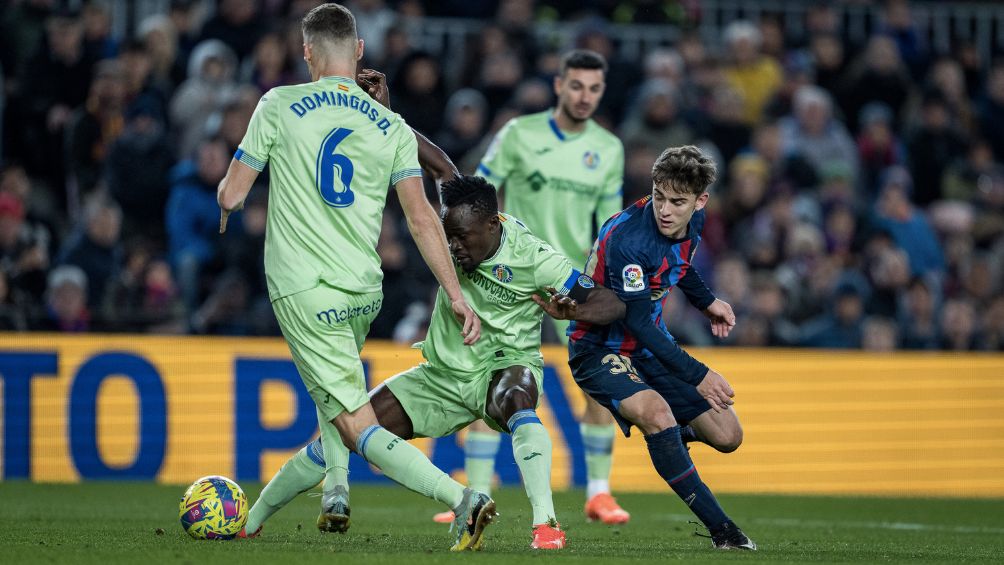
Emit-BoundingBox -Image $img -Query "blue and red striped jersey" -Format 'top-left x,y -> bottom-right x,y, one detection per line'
569,196 -> 706,357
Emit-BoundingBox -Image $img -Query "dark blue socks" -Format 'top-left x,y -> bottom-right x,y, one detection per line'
645,425 -> 731,533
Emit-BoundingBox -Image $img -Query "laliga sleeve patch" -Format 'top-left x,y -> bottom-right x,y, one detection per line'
622,264 -> 645,292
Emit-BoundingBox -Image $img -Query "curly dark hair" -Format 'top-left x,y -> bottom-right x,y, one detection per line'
651,145 -> 718,195
440,175 -> 498,220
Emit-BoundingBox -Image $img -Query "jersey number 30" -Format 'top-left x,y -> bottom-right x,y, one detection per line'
316,127 -> 355,208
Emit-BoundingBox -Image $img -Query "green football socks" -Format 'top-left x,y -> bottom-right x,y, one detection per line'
581,423 -> 616,499
464,430 -> 501,495
245,440 -> 324,533
509,410 -> 556,525
357,425 -> 466,508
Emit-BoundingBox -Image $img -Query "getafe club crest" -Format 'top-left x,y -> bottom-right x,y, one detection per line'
622,264 -> 645,292
583,151 -> 600,170
493,264 -> 514,283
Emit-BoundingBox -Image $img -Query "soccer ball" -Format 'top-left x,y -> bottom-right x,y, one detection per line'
178,475 -> 248,539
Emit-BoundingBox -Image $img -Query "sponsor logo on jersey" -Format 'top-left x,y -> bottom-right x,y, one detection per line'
535,147 -> 552,155
526,171 -> 547,192
577,275 -> 595,289
492,264 -> 514,283
465,271 -> 517,304
583,151 -> 600,169
622,264 -> 645,292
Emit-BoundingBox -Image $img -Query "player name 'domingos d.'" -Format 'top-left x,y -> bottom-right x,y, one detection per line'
288,91 -> 393,135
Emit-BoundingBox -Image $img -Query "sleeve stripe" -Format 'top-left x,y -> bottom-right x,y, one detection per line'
477,163 -> 494,177
557,269 -> 582,296
235,148 -> 266,172
390,168 -> 423,185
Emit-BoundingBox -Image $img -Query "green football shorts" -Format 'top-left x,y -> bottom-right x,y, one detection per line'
384,358 -> 544,438
272,283 -> 383,422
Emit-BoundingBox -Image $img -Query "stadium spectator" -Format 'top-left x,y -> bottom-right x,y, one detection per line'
103,239 -> 184,332
872,167 -> 946,277
800,280 -> 867,348
0,191 -> 50,301
433,89 -> 489,163
15,7 -> 93,199
838,35 -> 913,134
197,0 -> 265,63
346,0 -> 396,65
105,98 -> 173,243
242,32 -> 294,94
906,90 -> 969,206
779,85 -> 858,187
705,86 -> 751,167
808,33 -> 846,97
138,14 -> 183,89
0,268 -> 28,330
390,51 -> 446,136
56,196 -> 122,309
170,38 -> 238,158
620,79 -> 695,154
856,102 -> 905,198
475,51 -> 525,124
65,59 -> 127,198
32,264 -> 90,332
168,0 -> 203,71
942,139 -> 998,203
899,277 -> 941,350
81,0 -> 118,62
939,297 -> 979,351
166,136 -> 230,311
721,20 -> 782,126
861,316 -> 899,351
877,0 -> 929,79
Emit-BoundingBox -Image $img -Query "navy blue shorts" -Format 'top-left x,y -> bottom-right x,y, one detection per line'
568,344 -> 711,436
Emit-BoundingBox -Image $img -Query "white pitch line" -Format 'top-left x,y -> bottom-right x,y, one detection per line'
661,514 -> 1004,535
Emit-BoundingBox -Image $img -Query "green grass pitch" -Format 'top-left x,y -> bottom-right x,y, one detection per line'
1,482 -> 1001,564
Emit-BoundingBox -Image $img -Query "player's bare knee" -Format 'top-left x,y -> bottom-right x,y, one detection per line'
705,424 -> 743,453
621,405 -> 676,435
498,384 -> 535,423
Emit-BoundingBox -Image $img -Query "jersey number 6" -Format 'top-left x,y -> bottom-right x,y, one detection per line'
316,127 -> 355,208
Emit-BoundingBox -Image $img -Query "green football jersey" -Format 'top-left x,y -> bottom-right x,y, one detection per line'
236,75 -> 422,301
418,213 -> 582,379
477,110 -> 624,269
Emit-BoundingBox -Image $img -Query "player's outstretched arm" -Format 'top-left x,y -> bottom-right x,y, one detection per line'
217,159 -> 260,233
621,299 -> 733,411
532,286 -> 624,324
415,129 -> 459,183
396,175 -> 481,345
358,68 -> 458,183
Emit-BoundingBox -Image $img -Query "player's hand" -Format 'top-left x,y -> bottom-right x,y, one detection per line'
531,287 -> 578,320
218,200 -> 245,234
702,299 -> 736,339
696,369 -> 734,413
358,68 -> 390,108
451,298 -> 481,345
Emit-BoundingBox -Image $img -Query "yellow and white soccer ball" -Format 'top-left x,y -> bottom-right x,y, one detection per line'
178,475 -> 248,539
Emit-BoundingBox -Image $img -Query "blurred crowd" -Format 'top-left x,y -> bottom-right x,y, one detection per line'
0,0 -> 1001,351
